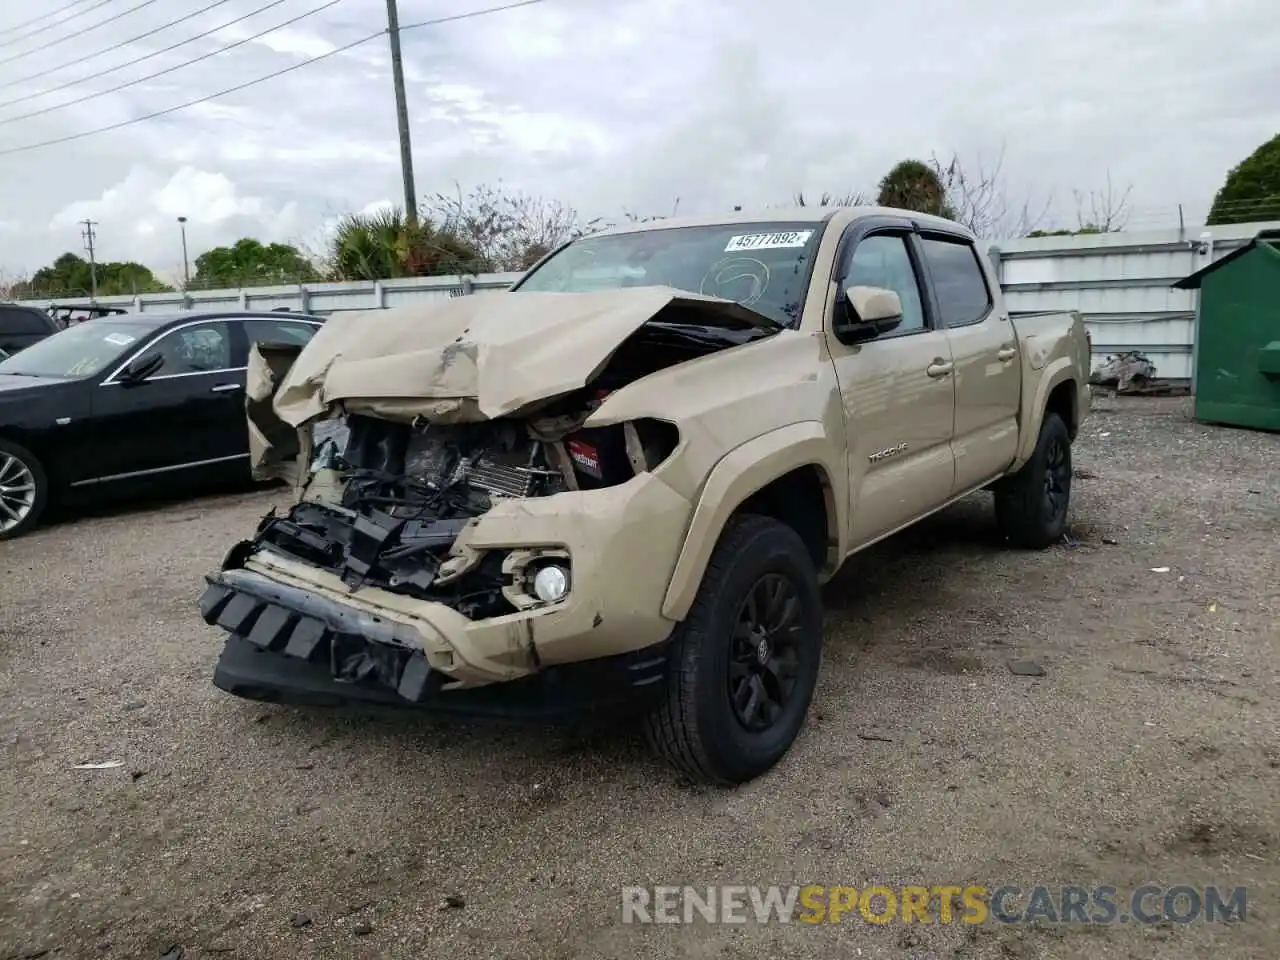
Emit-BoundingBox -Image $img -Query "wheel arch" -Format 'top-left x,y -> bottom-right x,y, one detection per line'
661,423 -> 843,621
0,426 -> 48,463
1010,360 -> 1079,472
0,426 -> 58,484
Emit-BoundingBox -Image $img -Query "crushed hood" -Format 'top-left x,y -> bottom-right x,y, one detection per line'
270,286 -> 774,427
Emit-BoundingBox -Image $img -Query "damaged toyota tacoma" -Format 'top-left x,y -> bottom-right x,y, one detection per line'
198,207 -> 1091,784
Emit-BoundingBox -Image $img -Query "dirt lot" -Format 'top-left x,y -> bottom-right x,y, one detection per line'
1,396 -> 1277,960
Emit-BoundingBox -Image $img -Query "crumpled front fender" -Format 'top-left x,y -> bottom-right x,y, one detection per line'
246,341 -> 307,487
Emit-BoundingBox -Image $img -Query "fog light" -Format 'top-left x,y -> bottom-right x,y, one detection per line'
532,565 -> 570,603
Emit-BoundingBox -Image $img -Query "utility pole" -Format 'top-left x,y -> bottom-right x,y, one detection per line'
80,219 -> 98,299
177,216 -> 190,288
385,0 -> 418,225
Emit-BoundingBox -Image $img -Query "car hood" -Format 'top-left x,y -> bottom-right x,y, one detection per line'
270,286 -> 776,427
0,373 -> 69,393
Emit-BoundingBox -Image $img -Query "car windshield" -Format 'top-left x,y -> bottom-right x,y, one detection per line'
514,221 -> 826,327
0,321 -> 155,378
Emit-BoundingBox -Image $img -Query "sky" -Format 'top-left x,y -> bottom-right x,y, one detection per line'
0,0 -> 1275,282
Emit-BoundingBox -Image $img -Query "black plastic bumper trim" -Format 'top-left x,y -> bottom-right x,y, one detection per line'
200,572 -> 671,715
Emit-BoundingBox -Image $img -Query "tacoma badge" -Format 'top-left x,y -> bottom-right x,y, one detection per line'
868,442 -> 909,463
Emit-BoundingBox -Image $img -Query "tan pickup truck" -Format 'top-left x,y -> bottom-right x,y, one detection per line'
199,206 -> 1091,784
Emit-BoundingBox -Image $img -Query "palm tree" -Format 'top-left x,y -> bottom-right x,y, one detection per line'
329,207 -> 490,281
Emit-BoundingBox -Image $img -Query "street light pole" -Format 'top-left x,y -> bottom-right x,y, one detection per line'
177,216 -> 190,287
385,0 -> 418,225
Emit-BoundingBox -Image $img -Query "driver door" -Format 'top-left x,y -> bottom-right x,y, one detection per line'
84,320 -> 247,484
826,227 -> 957,549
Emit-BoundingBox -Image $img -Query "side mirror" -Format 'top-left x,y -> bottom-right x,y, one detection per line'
120,353 -> 164,384
834,285 -> 904,343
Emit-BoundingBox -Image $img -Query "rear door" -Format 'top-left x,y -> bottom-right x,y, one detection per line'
917,233 -> 1021,493
827,225 -> 957,548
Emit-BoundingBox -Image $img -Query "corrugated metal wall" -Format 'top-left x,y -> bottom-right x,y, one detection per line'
21,220 -> 1280,384
989,220 -> 1280,381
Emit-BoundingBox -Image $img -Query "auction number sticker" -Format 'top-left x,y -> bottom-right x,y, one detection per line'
724,230 -> 813,252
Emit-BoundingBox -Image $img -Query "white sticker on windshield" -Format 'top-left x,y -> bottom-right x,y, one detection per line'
724,230 -> 813,252
103,333 -> 136,346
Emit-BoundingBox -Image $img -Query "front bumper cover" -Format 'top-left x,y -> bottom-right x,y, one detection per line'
199,570 -> 670,716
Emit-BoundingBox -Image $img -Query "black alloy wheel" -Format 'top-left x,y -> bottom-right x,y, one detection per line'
727,573 -> 803,733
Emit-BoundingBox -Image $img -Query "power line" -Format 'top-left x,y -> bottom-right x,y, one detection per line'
0,0 -> 250,102
0,0 -> 101,39
0,0 -> 347,127
400,0 -> 551,31
0,0 -> 554,157
0,29 -> 378,157
0,0 -> 294,111
0,0 -> 115,48
0,0 -> 165,68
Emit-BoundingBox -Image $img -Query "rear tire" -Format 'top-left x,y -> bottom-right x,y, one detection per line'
644,515 -> 823,785
0,438 -> 48,541
993,413 -> 1072,549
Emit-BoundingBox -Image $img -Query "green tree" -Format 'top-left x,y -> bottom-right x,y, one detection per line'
876,159 -> 956,219
1206,133 -> 1280,225
12,252 -> 171,298
328,207 -> 488,281
191,238 -> 320,289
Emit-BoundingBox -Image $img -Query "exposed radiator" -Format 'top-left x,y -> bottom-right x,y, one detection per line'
468,456 -> 539,498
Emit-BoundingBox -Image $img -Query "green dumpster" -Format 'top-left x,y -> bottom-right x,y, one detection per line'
1174,229 -> 1280,431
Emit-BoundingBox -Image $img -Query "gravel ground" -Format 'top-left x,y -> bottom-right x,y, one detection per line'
1,395 -> 1277,960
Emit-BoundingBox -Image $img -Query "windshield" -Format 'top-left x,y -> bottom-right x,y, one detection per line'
514,221 -> 826,327
0,321 -> 155,378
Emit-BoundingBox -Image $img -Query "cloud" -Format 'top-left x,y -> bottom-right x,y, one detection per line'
48,165 -> 305,271
0,0 -> 1276,275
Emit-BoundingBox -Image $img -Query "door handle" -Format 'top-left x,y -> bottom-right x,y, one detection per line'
210,383 -> 241,393
997,346 -> 1017,361
926,360 -> 953,378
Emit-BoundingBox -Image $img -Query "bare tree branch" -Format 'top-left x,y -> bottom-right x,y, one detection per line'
791,190 -> 868,207
1072,170 -> 1132,232
927,146 -> 1052,239
424,181 -> 602,272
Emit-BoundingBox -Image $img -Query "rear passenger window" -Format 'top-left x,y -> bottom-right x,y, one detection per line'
0,307 -> 51,335
919,236 -> 992,327
243,319 -> 319,347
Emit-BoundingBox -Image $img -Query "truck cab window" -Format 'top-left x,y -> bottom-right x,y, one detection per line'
843,234 -> 926,333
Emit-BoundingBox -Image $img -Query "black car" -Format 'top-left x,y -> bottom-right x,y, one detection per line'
0,310 -> 325,539
0,302 -> 61,355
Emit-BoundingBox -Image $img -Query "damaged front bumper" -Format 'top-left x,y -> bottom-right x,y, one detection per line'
201,570 -> 670,716
200,470 -> 694,711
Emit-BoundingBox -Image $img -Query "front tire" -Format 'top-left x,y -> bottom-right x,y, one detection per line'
644,514 -> 823,785
0,438 -> 48,541
993,413 -> 1072,549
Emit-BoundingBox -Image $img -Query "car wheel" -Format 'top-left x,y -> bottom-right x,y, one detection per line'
644,514 -> 823,785
0,438 -> 48,541
993,412 -> 1072,549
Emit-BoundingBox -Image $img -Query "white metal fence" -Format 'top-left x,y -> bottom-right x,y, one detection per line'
19,220 -> 1280,383
989,220 -> 1279,381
